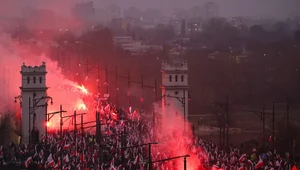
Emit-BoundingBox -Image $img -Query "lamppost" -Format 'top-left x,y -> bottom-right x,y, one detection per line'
120,141 -> 159,170
162,90 -> 190,133
15,94 -> 53,145
147,154 -> 190,170
210,95 -> 229,149
245,102 -> 266,150
31,94 -> 53,144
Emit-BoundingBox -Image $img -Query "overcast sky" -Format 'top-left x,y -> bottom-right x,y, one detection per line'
1,0 -> 300,19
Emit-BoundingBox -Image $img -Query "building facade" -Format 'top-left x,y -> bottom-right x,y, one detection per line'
161,52 -> 189,131
20,62 -> 48,144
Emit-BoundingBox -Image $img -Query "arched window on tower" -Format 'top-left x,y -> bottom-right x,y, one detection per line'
27,77 -> 30,84
33,77 -> 36,84
169,75 -> 172,82
39,76 -> 42,83
181,75 -> 184,82
175,75 -> 178,82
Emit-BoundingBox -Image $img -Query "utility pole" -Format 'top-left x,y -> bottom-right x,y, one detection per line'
97,60 -> 100,94
105,63 -> 109,94
60,105 -> 63,170
86,57 -> 89,79
262,102 -> 266,150
148,143 -> 152,170
81,114 -> 84,170
29,97 -> 31,145
184,157 -> 187,170
116,66 -> 119,107
183,89 -> 186,133
128,70 -> 131,108
148,154 -> 190,170
286,98 -> 290,152
141,75 -> 144,112
272,102 -> 275,165
121,142 -> 158,170
210,96 -> 229,149
153,79 -> 158,141
163,91 -> 188,133
226,95 -> 229,150
245,102 -> 267,150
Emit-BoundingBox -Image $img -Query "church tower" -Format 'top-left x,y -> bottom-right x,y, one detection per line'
20,62 -> 48,144
161,50 -> 189,131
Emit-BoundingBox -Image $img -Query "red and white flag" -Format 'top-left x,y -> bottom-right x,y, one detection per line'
133,155 -> 139,165
255,159 -> 264,169
47,154 -> 54,166
212,165 -> 219,170
239,154 -> 247,163
0,146 -> 3,158
64,154 -> 70,163
63,144 -> 70,150
25,156 -> 32,168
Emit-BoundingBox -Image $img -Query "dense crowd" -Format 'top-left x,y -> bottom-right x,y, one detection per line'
0,104 -> 299,170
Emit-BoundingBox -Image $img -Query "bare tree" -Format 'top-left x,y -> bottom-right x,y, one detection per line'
0,111 -> 18,145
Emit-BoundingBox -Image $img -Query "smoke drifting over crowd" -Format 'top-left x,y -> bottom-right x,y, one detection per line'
0,31 -> 91,127
156,106 -> 207,169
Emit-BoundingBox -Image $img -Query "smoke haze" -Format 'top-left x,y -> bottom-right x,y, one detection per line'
0,0 -> 299,19
0,31 -> 92,128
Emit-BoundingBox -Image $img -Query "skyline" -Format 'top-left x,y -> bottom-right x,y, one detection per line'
0,0 -> 300,19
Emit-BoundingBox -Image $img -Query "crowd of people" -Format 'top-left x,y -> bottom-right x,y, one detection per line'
0,103 -> 299,170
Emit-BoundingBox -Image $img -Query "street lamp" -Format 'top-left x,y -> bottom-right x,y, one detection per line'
162,90 -> 190,133
120,141 -> 159,170
147,154 -> 190,170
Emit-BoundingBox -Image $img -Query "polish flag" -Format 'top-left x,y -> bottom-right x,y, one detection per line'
25,156 -> 32,168
248,160 -> 254,167
104,104 -> 110,112
255,159 -> 264,169
47,154 -> 54,165
239,154 -> 247,163
48,160 -> 55,167
0,146 -> 3,158
64,154 -> 70,163
80,153 -> 85,162
63,144 -> 70,150
128,106 -> 132,113
54,163 -> 59,169
117,165 -> 123,170
133,155 -> 139,165
212,165 -> 219,170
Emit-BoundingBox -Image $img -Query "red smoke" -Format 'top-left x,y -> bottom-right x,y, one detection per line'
0,31 -> 94,129
154,105 -> 208,169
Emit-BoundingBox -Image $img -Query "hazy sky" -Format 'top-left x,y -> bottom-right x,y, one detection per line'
1,0 -> 300,19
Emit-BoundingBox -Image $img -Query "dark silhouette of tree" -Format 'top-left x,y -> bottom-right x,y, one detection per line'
11,24 -> 33,42
201,18 -> 240,49
54,30 -> 76,44
0,113 -> 17,145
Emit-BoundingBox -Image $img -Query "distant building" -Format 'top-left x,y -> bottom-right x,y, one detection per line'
71,1 -> 95,24
169,19 -> 181,35
187,20 -> 202,35
203,2 -> 219,20
23,8 -> 56,29
160,50 -> 189,132
113,36 -> 159,55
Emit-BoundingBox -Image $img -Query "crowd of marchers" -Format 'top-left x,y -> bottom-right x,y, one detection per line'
0,109 -> 299,170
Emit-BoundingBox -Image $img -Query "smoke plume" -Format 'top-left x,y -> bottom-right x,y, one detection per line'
153,103 -> 208,169
0,31 -> 91,128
